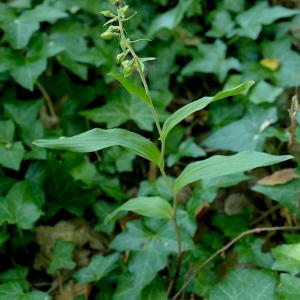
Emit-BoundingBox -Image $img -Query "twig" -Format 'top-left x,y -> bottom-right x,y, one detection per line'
250,204 -> 281,226
36,80 -> 59,123
172,226 -> 300,300
287,94 -> 299,149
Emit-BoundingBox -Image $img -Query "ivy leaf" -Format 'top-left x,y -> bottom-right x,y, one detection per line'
277,273 -> 300,300
0,120 -> 25,171
111,220 -> 193,289
167,138 -> 206,167
206,10 -> 234,38
212,214 -> 248,238
0,182 -> 43,230
188,173 -> 249,210
141,280 -> 168,300
74,253 -> 119,284
105,197 -> 173,223
81,96 -> 154,131
113,274 -> 141,300
235,237 -> 274,268
138,176 -> 173,200
0,120 -> 15,144
231,2 -> 300,39
262,39 -> 300,87
4,100 -> 42,127
0,142 -> 25,171
7,0 -> 32,9
56,51 -> 88,80
0,266 -> 29,290
182,40 -> 240,82
1,18 -> 39,49
34,128 -> 161,165
10,56 -> 47,91
203,106 -> 277,152
174,151 -> 292,193
249,81 -> 283,104
149,0 -> 193,35
272,243 -> 300,274
47,240 -> 76,274
252,179 -> 300,213
22,3 -> 68,23
161,81 -> 254,141
210,268 -> 277,300
44,160 -> 98,216
0,282 -> 50,300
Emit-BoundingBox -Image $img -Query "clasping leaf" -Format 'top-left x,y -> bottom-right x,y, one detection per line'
174,151 -> 292,193
161,81 -> 254,141
33,128 -> 161,165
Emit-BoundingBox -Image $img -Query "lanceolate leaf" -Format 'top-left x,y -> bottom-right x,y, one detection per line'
105,197 -> 173,223
161,81 -> 254,140
108,72 -> 152,106
174,151 -> 292,193
33,128 -> 161,165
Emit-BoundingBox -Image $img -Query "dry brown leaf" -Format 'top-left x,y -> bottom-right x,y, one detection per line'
224,193 -> 253,216
34,219 -> 106,271
55,281 -> 91,300
258,168 -> 298,186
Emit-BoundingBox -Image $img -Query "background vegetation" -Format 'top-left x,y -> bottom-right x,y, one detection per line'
0,0 -> 300,299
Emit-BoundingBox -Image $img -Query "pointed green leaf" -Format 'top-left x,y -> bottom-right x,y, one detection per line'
277,273 -> 300,300
33,128 -> 161,165
161,81 -> 254,140
272,243 -> 300,275
174,151 -> 292,193
0,142 -> 25,171
0,282 -> 50,300
47,240 -> 76,274
2,18 -> 39,49
210,268 -> 277,300
108,72 -> 152,106
0,181 -> 43,230
74,253 -> 119,284
111,220 -> 193,289
81,96 -> 153,131
105,197 -> 173,223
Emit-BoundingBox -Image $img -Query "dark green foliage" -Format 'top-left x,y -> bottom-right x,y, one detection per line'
0,0 -> 300,299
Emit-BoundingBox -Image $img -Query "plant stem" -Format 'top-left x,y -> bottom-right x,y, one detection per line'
117,9 -> 184,292
117,14 -> 162,136
36,80 -> 58,123
172,225 -> 300,300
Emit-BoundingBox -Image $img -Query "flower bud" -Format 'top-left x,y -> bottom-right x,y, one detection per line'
119,5 -> 129,18
115,0 -> 122,5
101,31 -> 114,40
116,53 -> 124,64
108,25 -> 120,33
122,60 -> 130,68
100,10 -> 114,18
124,65 -> 133,77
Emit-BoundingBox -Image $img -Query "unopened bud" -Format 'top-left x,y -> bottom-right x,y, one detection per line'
101,31 -> 113,40
119,5 -> 129,18
108,25 -> 120,33
116,53 -> 124,64
124,65 -> 133,77
122,60 -> 130,68
100,10 -> 114,18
